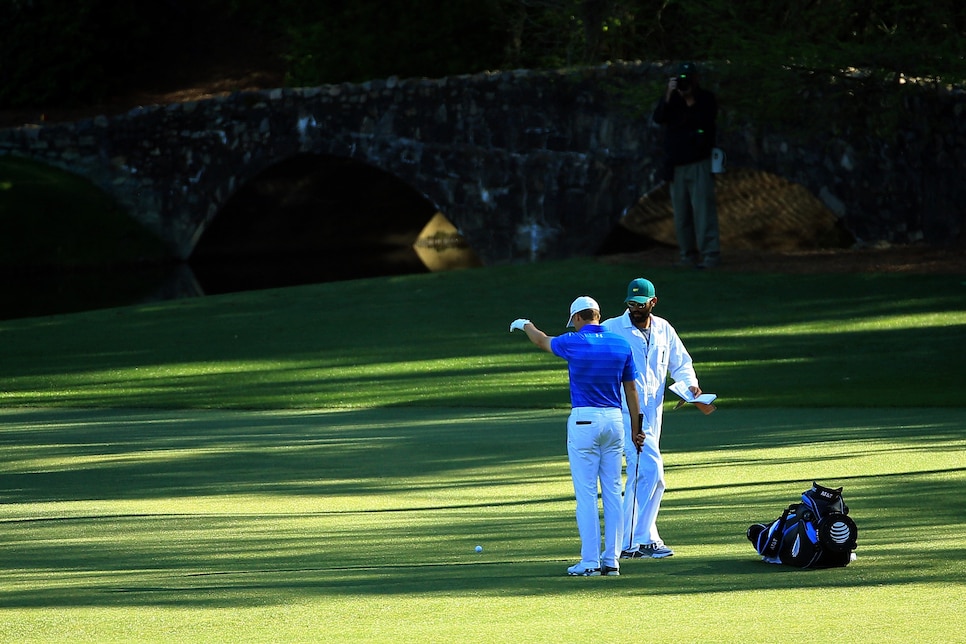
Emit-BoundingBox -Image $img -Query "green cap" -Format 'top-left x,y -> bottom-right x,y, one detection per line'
626,278 -> 656,304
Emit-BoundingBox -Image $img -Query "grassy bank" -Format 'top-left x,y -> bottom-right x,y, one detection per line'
1,257 -> 964,409
0,156 -> 171,268
0,259 -> 964,642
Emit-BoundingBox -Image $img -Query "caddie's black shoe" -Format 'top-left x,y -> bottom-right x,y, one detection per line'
639,542 -> 674,558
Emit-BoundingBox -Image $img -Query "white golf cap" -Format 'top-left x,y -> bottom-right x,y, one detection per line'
566,295 -> 600,327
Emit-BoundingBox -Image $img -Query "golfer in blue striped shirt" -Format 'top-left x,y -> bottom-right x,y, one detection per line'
510,296 -> 643,576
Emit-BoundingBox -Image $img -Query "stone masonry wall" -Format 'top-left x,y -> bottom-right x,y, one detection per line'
0,62 -> 962,265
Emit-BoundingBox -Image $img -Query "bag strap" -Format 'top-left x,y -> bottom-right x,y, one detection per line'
762,506 -> 793,559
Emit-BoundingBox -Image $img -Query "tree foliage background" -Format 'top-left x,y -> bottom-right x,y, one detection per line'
1,0 -> 963,128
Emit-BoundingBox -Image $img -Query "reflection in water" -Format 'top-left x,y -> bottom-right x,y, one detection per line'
2,263 -> 200,320
189,247 -> 430,296
2,252 -> 424,320
4,154 -> 483,320
412,213 -> 483,273
2,230 -> 480,320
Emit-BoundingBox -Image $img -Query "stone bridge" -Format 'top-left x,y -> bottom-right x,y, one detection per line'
0,62 -> 962,266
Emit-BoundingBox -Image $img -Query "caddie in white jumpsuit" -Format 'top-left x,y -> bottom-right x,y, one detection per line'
601,278 -> 702,559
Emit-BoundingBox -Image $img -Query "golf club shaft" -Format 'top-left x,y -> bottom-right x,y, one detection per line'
629,413 -> 642,550
629,454 -> 639,550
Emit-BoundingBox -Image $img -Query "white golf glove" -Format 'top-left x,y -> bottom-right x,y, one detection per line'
509,318 -> 530,332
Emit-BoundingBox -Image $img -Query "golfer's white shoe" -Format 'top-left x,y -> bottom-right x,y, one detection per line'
566,563 -> 601,576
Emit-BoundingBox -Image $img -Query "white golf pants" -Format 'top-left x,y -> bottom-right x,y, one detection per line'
567,406 -> 624,569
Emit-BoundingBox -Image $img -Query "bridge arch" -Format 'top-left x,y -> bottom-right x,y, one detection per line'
189,152 -> 477,287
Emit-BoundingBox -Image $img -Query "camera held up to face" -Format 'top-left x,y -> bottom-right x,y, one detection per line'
675,73 -> 692,93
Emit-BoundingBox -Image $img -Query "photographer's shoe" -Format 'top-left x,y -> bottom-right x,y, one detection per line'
697,256 -> 720,269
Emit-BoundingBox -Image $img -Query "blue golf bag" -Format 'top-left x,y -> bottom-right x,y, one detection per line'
747,482 -> 858,568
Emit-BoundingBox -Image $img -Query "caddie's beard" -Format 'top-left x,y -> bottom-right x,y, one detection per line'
629,309 -> 650,325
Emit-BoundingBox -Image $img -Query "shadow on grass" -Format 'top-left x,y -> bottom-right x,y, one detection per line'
0,406 -> 963,608
1,265 -> 965,410
1,547 -> 962,609
0,408 -> 566,502
2,319 -> 965,408
1,408 -> 959,503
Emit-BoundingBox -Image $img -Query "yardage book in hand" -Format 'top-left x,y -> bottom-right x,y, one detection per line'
669,381 -> 717,414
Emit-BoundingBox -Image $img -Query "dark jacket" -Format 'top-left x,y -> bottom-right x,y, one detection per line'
653,87 -> 718,176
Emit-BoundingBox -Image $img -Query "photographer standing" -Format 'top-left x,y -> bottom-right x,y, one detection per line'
653,62 -> 721,269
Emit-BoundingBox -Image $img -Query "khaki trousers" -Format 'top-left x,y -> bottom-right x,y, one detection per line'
670,158 -> 720,263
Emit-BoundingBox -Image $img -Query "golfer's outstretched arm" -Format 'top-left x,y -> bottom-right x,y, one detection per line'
509,318 -> 553,353
521,322 -> 553,353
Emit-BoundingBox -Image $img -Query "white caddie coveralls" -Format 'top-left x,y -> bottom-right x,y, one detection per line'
601,310 -> 697,550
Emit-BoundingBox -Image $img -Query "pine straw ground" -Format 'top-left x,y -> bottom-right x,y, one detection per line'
608,169 -> 964,275
601,244 -> 966,275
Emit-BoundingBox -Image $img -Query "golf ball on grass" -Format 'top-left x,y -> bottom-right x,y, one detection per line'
475,545 -> 483,553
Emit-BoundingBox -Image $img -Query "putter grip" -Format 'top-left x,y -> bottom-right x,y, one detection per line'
637,413 -> 644,453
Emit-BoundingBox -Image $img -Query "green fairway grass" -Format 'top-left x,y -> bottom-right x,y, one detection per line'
0,406 -> 962,642
1,257 -> 964,642
1,258 -> 964,409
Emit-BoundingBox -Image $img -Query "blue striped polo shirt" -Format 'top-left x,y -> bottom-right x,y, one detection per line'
550,324 -> 638,408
